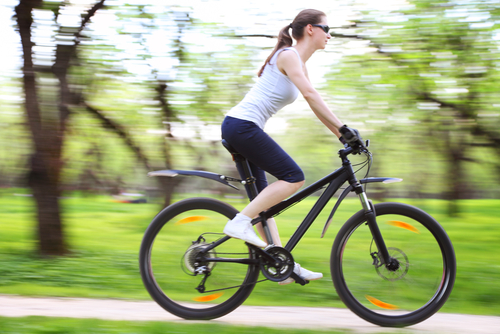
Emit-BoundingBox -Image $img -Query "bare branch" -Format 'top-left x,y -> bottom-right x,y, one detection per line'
78,0 -> 106,38
83,103 -> 151,171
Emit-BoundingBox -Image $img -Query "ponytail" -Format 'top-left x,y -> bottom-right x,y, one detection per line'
257,25 -> 293,77
257,9 -> 326,77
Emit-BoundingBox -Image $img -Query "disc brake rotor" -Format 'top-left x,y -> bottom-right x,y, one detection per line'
375,247 -> 409,281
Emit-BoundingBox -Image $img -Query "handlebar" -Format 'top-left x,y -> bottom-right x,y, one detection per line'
339,140 -> 370,158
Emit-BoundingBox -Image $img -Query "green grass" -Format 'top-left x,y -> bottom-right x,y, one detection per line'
0,189 -> 499,316
0,316 -> 353,334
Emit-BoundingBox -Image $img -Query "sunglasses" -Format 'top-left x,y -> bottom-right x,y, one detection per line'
311,24 -> 330,33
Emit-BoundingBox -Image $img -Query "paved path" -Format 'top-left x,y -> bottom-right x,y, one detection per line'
1,295 -> 499,333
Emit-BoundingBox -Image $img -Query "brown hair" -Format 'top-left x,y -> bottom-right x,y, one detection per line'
257,9 -> 326,77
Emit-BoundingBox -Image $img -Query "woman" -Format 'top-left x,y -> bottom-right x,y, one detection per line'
221,9 -> 349,284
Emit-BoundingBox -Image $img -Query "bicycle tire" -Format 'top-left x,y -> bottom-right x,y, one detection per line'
139,197 -> 260,320
331,202 -> 456,327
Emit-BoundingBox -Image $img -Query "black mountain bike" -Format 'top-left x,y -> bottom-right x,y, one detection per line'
139,136 -> 456,328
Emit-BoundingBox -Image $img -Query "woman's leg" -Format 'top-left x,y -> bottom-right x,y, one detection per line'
224,180 -> 303,248
221,116 -> 304,247
221,117 -> 322,282
240,179 -> 304,219
256,217 -> 281,246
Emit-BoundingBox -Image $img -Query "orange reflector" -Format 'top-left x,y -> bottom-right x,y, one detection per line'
365,295 -> 399,310
192,292 -> 224,302
175,216 -> 208,225
387,220 -> 420,234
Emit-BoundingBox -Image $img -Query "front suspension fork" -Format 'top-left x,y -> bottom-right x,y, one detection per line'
357,189 -> 391,266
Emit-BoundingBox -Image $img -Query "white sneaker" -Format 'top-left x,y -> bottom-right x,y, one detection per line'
223,213 -> 267,248
279,262 -> 323,285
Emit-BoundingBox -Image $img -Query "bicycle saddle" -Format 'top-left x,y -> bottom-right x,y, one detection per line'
221,139 -> 239,155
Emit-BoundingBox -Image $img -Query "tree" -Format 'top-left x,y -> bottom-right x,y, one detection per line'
15,0 -> 105,255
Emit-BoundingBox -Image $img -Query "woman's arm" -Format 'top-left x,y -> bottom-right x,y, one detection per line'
277,50 -> 343,137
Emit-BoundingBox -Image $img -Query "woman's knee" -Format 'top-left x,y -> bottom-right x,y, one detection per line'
296,179 -> 305,188
287,179 -> 305,192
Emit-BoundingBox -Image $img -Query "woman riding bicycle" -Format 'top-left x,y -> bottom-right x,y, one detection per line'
222,9 -> 355,284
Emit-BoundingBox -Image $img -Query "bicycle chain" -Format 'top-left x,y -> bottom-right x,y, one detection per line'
192,251 -> 268,294
196,278 -> 269,294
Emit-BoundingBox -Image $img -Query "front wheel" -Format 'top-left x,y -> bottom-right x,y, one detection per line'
139,198 -> 260,320
331,202 -> 456,327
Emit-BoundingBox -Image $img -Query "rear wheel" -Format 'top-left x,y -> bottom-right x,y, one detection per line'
331,202 -> 456,327
139,198 -> 259,320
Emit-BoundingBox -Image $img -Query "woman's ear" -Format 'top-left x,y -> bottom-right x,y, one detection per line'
305,24 -> 314,36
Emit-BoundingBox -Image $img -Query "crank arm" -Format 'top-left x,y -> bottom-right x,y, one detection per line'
290,272 -> 308,286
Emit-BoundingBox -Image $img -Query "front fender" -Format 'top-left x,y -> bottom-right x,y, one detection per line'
148,169 -> 240,190
320,177 -> 402,238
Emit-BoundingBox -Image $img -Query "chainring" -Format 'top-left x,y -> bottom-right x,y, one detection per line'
260,246 -> 294,282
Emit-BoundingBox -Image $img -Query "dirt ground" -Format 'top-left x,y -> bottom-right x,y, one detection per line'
1,295 -> 499,334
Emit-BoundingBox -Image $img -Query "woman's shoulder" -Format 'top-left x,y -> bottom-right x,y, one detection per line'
277,47 -> 302,66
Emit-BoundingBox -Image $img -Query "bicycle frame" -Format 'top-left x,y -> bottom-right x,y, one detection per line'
261,162 -> 349,252
149,145 -> 402,267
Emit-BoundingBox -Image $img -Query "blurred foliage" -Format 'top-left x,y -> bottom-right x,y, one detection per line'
2,0 -> 498,204
322,0 -> 500,213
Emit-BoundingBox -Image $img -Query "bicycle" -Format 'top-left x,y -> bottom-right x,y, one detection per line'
139,134 -> 456,328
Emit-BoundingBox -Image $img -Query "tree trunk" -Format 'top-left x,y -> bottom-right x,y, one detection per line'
16,0 -> 67,255
28,153 -> 66,255
16,0 -> 105,255
445,145 -> 466,217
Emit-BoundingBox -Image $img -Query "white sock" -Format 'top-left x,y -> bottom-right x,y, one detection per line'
232,213 -> 252,224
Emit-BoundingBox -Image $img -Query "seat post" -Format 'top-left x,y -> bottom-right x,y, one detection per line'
221,139 -> 259,201
232,153 -> 259,201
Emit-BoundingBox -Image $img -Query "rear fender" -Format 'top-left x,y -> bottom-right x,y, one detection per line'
320,177 -> 402,238
148,170 -> 241,190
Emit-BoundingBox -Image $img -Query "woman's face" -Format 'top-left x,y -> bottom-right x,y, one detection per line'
312,16 -> 331,50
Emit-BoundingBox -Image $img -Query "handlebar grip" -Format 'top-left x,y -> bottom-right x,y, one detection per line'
343,131 -> 356,141
339,125 -> 367,154
339,125 -> 359,142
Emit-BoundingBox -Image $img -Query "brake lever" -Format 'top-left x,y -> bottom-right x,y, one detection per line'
354,140 -> 370,155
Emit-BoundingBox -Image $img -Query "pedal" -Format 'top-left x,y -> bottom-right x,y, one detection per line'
290,272 -> 309,286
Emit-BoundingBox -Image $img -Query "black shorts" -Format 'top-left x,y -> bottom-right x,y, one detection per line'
221,116 -> 304,195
